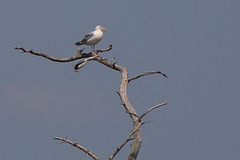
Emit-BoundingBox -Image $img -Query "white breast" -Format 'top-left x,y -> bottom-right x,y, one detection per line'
85,30 -> 103,45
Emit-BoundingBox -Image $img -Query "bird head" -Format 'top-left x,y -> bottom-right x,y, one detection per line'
96,25 -> 106,32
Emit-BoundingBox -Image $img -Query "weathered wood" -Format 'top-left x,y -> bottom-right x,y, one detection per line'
15,45 -> 170,160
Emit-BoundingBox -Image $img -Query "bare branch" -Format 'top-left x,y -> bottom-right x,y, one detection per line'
74,57 -> 95,71
14,47 -> 91,62
115,67 -> 143,160
96,44 -> 113,53
74,60 -> 87,71
128,70 -> 168,82
53,137 -> 100,160
14,44 -> 112,63
140,99 -> 172,119
108,121 -> 144,160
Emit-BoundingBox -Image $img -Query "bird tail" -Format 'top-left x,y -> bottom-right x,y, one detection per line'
74,41 -> 84,46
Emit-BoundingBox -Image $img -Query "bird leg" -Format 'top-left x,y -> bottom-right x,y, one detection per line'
91,45 -> 95,52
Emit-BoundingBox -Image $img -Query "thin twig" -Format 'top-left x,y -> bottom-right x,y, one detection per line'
128,70 -> 168,82
53,137 -> 100,160
96,44 -> 113,53
140,99 -> 172,119
109,57 -> 115,63
108,121 -> 144,160
125,111 -> 140,121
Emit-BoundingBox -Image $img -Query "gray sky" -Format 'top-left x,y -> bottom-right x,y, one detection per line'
1,0 -> 240,159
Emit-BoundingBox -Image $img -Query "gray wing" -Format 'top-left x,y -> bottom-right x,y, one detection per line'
74,32 -> 94,45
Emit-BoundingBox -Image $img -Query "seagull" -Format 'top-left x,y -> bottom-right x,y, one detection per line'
74,25 -> 106,52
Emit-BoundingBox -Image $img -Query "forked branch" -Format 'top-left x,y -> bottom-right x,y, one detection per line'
108,121 -> 144,160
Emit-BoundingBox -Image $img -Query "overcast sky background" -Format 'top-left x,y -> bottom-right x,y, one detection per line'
1,0 -> 240,160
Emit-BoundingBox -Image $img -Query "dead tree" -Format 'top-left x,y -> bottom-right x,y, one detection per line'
15,44 -> 171,160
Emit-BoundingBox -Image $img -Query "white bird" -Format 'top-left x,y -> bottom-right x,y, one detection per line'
74,25 -> 106,52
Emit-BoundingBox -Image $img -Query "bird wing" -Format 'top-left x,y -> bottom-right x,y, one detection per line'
74,32 -> 94,46
81,32 -> 95,43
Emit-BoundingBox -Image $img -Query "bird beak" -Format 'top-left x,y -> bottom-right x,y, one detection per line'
101,27 -> 106,32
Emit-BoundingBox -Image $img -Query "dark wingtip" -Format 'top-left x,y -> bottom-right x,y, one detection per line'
74,42 -> 81,46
